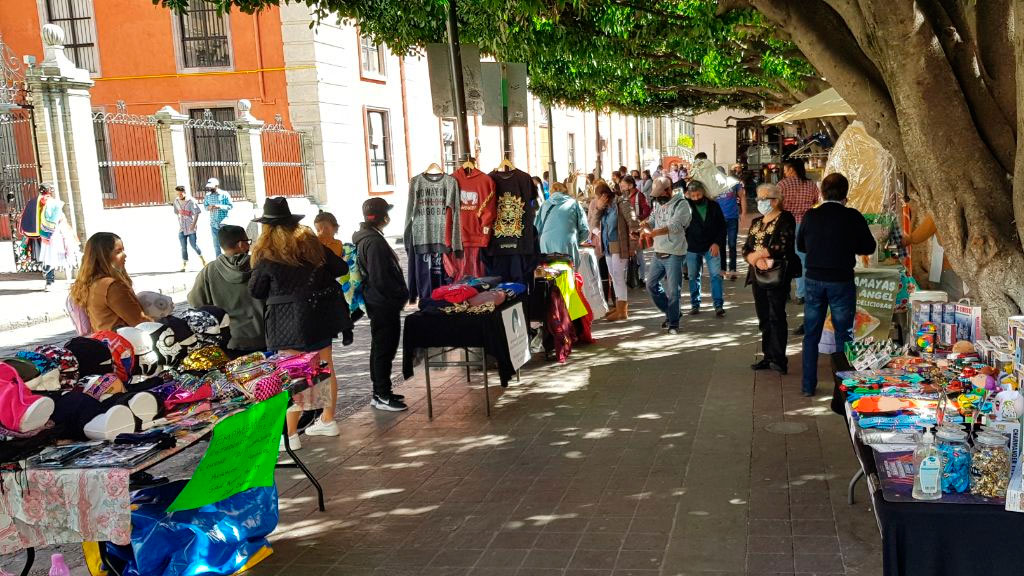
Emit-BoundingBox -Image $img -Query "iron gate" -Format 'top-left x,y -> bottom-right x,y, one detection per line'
0,35 -> 38,241
93,101 -> 166,207
260,114 -> 311,198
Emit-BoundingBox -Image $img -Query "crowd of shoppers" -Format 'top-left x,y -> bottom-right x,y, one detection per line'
54,149 -> 885,461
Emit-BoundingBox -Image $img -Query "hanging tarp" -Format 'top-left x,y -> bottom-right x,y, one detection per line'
824,121 -> 903,215
763,88 -> 856,125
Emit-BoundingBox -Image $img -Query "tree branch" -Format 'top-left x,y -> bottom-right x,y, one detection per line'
920,0 -> 1016,174
976,0 -> 1017,128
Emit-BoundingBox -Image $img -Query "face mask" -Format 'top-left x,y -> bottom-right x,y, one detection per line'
757,199 -> 774,215
654,195 -> 670,205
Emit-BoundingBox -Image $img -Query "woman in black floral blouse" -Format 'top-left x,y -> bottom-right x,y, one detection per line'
743,183 -> 802,374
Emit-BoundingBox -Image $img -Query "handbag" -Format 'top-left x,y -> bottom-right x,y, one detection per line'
306,266 -> 348,336
752,261 -> 786,288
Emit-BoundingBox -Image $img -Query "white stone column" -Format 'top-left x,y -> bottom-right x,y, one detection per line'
25,24 -> 103,243
234,99 -> 266,207
153,105 -> 190,200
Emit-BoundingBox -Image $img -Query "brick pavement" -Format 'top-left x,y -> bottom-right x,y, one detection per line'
246,276 -> 882,576
0,257 -> 883,575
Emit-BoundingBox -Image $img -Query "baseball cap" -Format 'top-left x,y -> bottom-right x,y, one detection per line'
362,197 -> 393,222
205,177 -> 220,189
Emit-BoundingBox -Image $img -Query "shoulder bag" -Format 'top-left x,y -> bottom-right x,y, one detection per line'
752,217 -> 787,288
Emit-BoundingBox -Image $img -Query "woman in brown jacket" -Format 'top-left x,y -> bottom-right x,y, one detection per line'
590,181 -> 640,320
69,232 -> 151,331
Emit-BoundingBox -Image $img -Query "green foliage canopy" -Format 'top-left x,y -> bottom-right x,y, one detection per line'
154,0 -> 814,115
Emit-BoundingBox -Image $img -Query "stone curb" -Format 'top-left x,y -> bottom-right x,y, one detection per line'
0,281 -> 191,333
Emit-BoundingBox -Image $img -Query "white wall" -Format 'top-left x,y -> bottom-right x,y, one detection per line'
693,108 -> 744,167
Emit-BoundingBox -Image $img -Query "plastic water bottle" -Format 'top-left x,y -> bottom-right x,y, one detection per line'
48,553 -> 71,576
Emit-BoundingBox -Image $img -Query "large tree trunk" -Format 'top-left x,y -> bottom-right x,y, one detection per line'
746,0 -> 1024,332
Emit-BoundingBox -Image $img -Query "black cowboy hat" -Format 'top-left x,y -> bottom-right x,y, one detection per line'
253,197 -> 304,225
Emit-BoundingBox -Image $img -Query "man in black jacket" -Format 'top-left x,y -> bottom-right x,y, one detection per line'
797,173 -> 877,397
353,198 -> 410,412
684,180 -> 728,316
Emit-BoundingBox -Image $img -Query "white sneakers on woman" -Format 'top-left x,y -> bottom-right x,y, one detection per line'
304,417 -> 340,437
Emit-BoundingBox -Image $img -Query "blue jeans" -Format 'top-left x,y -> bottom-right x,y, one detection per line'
795,222 -> 807,298
211,226 -> 222,257
685,250 -> 724,309
179,231 -> 202,261
721,218 -> 739,273
801,278 -> 856,394
647,253 -> 684,328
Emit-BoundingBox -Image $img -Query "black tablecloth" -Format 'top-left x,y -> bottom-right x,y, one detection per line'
402,298 -> 522,386
833,354 -> 1024,576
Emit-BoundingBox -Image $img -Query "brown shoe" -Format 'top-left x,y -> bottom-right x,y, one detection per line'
606,301 -> 627,321
604,300 -> 618,320
618,301 -> 629,320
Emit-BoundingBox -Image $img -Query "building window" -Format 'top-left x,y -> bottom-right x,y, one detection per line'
44,0 -> 99,73
359,34 -> 386,79
567,133 -> 576,174
177,0 -> 231,69
441,119 -> 456,173
366,109 -> 393,188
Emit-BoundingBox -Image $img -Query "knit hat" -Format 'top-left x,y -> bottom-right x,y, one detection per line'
88,331 -> 136,383
13,351 -> 60,391
33,345 -> 79,388
2,358 -> 40,389
137,291 -> 174,320
64,337 -> 114,377
150,316 -> 198,366
183,309 -> 220,347
79,374 -> 126,400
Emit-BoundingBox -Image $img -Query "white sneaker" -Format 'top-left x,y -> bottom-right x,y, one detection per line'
279,433 -> 302,452
304,417 -> 340,437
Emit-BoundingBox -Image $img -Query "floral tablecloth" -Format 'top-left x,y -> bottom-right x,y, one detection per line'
0,467 -> 131,555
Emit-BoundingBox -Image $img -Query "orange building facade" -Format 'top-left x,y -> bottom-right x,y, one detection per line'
0,0 -> 291,123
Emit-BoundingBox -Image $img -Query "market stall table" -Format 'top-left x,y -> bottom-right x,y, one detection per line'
833,356 -> 1024,576
403,298 -> 527,419
0,375 -> 330,576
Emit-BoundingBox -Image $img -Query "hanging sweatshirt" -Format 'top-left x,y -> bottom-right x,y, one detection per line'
487,168 -> 537,255
449,168 -> 497,248
406,173 -> 462,254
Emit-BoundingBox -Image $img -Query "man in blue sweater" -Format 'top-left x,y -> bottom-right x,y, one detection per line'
797,173 -> 877,397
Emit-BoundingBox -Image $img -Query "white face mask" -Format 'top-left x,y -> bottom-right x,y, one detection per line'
757,199 -> 774,215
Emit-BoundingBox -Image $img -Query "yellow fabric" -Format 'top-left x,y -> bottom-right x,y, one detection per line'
83,542 -> 108,576
232,546 -> 274,574
550,263 -> 587,321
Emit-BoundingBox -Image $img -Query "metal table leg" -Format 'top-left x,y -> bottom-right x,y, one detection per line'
425,352 -> 434,419
848,468 -> 865,505
280,425 -> 326,512
482,349 -> 490,417
464,348 -> 471,381
20,547 -> 33,576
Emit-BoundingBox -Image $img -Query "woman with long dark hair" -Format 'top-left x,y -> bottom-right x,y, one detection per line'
744,184 -> 801,374
69,232 -> 150,331
249,198 -> 351,447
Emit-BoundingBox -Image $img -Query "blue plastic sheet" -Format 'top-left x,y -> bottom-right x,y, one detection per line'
104,480 -> 278,576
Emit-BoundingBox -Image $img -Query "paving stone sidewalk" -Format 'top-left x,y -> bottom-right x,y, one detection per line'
0,259 -> 883,576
